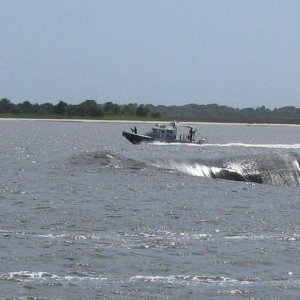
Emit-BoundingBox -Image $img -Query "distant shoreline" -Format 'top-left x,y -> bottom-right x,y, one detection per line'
1,117 -> 300,127
2,100 -> 300,125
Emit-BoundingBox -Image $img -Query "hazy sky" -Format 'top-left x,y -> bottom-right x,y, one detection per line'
1,0 -> 300,108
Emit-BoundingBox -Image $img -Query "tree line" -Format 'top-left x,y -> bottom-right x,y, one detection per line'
148,103 -> 300,123
1,98 -> 300,123
0,98 -> 160,118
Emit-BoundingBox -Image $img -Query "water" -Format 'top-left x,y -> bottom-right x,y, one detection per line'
1,120 -> 300,299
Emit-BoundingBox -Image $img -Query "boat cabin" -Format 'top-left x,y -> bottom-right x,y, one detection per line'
146,122 -> 177,141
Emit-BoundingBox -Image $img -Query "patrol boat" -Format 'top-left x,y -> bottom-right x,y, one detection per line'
122,121 -> 206,145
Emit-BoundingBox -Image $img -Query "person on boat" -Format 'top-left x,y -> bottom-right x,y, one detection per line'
189,127 -> 193,141
131,126 -> 137,134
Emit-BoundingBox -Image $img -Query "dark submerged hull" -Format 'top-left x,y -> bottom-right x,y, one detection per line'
122,131 -> 154,144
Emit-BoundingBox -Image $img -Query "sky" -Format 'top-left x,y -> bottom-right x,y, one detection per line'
1,0 -> 300,108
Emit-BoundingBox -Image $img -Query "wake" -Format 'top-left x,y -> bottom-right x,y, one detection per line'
70,150 -> 300,186
205,143 -> 300,149
151,142 -> 300,149
162,153 -> 300,186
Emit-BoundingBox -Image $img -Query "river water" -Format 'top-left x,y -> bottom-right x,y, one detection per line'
1,120 -> 300,299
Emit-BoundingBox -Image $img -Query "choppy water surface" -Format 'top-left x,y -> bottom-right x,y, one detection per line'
1,120 -> 300,299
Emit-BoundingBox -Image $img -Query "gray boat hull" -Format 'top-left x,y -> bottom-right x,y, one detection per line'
122,131 -> 206,145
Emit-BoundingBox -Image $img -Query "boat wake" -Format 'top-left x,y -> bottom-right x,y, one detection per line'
70,151 -> 300,186
205,143 -> 300,149
151,142 -> 300,149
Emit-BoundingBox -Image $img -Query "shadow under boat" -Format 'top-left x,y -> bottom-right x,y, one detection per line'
122,121 -> 207,145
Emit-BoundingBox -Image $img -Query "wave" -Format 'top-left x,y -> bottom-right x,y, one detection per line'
205,143 -> 300,149
0,271 -> 262,288
151,142 -> 300,149
3,228 -> 298,244
70,150 -> 300,186
163,153 -> 300,186
129,274 -> 255,285
1,271 -> 58,281
0,271 -> 108,283
2,270 -> 296,295
69,150 -> 147,170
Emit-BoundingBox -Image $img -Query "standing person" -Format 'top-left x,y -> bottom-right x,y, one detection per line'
131,126 -> 138,134
189,127 -> 193,141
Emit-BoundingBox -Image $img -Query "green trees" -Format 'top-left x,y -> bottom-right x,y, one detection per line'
103,102 -> 120,115
136,105 -> 150,117
0,98 -> 12,113
38,103 -> 54,115
20,101 -> 35,114
0,99 -> 160,119
79,100 -> 103,117
53,101 -> 68,115
122,103 -> 137,116
1,98 -> 300,123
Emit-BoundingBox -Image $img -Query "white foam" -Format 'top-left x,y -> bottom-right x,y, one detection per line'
150,141 -> 205,147
37,233 -> 99,240
0,271 -> 108,283
64,276 -> 108,281
168,161 -> 220,178
225,162 -> 246,175
129,275 -> 254,286
181,163 -> 212,177
2,271 -> 58,281
293,159 -> 300,170
224,233 -> 300,241
204,143 -> 300,149
150,141 -> 300,149
37,233 -> 67,239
